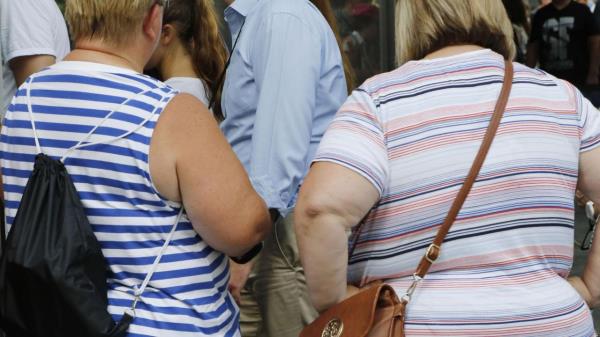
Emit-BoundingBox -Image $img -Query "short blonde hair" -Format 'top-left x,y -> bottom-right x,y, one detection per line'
65,0 -> 156,46
395,0 -> 515,65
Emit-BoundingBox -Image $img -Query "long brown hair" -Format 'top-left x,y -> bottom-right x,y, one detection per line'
310,0 -> 356,93
163,0 -> 228,120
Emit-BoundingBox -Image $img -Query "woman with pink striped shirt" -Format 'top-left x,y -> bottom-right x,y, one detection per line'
296,0 -> 600,335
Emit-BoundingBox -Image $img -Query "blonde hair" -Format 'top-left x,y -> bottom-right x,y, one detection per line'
395,0 -> 515,65
65,0 -> 155,46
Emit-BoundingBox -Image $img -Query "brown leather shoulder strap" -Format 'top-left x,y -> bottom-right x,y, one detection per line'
348,61 -> 514,266
414,60 -> 514,277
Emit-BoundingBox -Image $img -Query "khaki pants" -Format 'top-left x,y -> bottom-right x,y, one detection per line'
239,211 -> 318,337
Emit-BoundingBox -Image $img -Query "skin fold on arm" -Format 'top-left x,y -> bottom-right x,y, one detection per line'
295,162 -> 380,312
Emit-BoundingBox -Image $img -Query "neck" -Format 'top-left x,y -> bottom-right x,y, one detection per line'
424,45 -> 485,60
159,43 -> 198,80
65,40 -> 146,73
552,0 -> 571,10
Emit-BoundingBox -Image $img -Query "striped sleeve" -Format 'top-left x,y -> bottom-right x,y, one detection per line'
577,87 -> 600,152
313,89 -> 388,196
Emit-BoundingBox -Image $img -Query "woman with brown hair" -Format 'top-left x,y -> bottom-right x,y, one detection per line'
147,0 -> 228,120
296,0 -> 600,335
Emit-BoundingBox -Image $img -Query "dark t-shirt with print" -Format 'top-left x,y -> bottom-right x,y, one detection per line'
530,1 -> 600,86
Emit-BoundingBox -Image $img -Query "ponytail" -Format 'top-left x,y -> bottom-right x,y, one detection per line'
191,0 -> 228,121
164,0 -> 228,121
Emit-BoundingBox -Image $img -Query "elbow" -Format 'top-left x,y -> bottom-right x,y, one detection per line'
295,192 -> 330,237
224,197 -> 271,257
192,193 -> 271,258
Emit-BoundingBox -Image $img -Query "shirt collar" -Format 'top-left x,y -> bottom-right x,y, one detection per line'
225,0 -> 259,18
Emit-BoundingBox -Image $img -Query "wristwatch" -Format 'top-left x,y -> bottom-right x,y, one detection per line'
230,241 -> 263,264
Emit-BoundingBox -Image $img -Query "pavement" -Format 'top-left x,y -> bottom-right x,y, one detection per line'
572,205 -> 600,332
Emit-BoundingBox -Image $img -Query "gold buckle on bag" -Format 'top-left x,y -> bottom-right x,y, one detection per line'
425,243 -> 441,263
321,318 -> 344,337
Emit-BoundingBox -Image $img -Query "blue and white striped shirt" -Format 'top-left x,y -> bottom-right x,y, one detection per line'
1,61 -> 240,337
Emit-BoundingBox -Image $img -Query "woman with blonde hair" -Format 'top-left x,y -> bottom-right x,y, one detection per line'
1,0 -> 270,335
147,0 -> 228,120
296,0 -> 600,335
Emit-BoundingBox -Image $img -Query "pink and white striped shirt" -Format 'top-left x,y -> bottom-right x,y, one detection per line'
314,49 -> 598,336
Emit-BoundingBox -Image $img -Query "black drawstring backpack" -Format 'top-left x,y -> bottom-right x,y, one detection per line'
0,78 -> 183,337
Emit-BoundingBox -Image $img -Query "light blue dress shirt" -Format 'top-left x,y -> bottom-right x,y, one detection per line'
221,0 -> 347,214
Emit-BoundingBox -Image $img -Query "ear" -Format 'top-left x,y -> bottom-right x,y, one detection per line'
143,3 -> 163,42
161,24 -> 176,46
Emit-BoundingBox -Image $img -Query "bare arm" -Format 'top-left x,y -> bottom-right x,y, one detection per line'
295,162 -> 380,312
586,36 -> 600,85
526,41 -> 540,68
8,55 -> 55,87
572,146 -> 600,309
150,94 -> 271,257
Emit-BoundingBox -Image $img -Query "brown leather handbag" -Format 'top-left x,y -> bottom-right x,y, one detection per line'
300,61 -> 514,337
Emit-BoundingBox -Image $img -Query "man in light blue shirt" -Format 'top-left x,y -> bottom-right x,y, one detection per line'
221,0 -> 348,336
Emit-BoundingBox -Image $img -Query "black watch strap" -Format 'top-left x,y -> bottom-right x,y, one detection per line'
230,241 -> 263,264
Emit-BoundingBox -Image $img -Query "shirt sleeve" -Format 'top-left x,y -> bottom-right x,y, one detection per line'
248,12 -> 322,211
3,0 -> 62,62
313,89 -> 389,197
577,85 -> 600,152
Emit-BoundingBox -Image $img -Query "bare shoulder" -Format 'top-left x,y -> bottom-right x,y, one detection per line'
149,93 -> 218,202
160,93 -> 215,128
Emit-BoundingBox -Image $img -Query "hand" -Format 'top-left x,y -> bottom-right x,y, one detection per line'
568,276 -> 593,307
344,284 -> 361,300
228,258 -> 255,305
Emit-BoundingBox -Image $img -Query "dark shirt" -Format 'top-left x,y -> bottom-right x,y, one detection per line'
530,1 -> 600,86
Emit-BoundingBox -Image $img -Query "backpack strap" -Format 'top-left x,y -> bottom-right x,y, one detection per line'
127,207 -> 184,316
23,75 -> 186,320
0,199 -> 5,252
24,76 -> 168,162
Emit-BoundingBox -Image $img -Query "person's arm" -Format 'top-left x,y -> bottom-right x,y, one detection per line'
295,89 -> 387,311
150,94 -> 271,257
248,13 -> 323,212
295,162 -> 379,312
572,147 -> 600,309
8,55 -> 55,87
586,36 -> 600,85
570,87 -> 600,309
585,6 -> 600,85
526,41 -> 540,68
4,0 -> 68,87
526,12 -> 543,68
